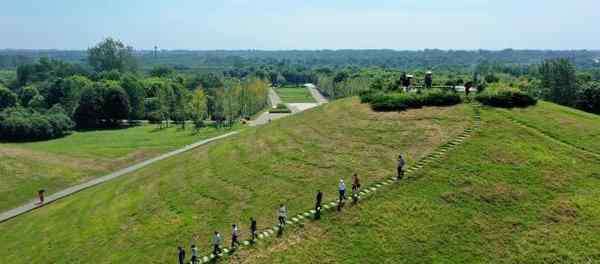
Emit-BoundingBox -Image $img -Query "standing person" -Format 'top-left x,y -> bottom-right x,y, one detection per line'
352,173 -> 361,190
190,245 -> 198,264
315,190 -> 323,220
37,189 -> 45,204
178,246 -> 186,264
212,231 -> 222,256
397,154 -> 406,181
231,224 -> 240,249
338,179 -> 346,201
250,217 -> 258,243
278,204 -> 287,227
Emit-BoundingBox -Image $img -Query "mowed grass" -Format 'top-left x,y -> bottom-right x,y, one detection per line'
276,86 -> 316,103
0,98 -> 471,263
0,124 -> 234,211
236,108 -> 600,264
499,101 -> 600,154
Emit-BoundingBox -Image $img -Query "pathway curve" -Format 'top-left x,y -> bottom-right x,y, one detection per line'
305,83 -> 329,104
194,104 -> 482,263
0,131 -> 239,223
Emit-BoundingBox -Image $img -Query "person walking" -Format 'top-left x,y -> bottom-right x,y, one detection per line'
37,189 -> 45,204
315,190 -> 323,220
352,173 -> 361,190
231,224 -> 240,249
278,204 -> 288,227
250,217 -> 257,242
351,178 -> 360,205
212,231 -> 222,256
178,246 -> 186,264
190,245 -> 198,264
397,154 -> 406,181
338,179 -> 346,201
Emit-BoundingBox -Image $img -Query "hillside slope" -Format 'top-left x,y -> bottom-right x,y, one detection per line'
0,98 -> 471,263
236,102 -> 600,264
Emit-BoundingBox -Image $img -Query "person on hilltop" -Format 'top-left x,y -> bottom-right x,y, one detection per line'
278,204 -> 288,227
250,217 -> 258,243
352,173 -> 361,190
177,246 -> 186,264
338,179 -> 346,211
190,245 -> 198,264
212,231 -> 223,256
397,154 -> 406,181
315,190 -> 323,220
231,224 -> 240,249
425,71 -> 433,89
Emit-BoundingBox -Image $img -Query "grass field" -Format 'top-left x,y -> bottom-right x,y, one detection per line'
0,124 -> 234,211
276,86 -> 316,103
0,98 -> 471,263
234,104 -> 600,263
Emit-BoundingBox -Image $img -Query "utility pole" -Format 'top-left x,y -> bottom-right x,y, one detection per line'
154,46 -> 158,58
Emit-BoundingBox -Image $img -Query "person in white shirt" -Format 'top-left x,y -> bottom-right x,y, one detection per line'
212,231 -> 222,256
231,224 -> 240,249
278,204 -> 287,226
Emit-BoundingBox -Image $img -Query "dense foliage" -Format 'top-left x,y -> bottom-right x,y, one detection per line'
0,106 -> 74,141
362,89 -> 462,111
475,87 -> 537,108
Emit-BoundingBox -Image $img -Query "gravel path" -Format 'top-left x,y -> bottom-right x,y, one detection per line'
305,83 -> 329,104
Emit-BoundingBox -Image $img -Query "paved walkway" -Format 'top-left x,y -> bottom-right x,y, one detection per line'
0,131 -> 239,223
305,83 -> 329,104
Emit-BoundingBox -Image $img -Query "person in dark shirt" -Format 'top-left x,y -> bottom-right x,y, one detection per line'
250,217 -> 257,243
178,246 -> 186,264
315,190 -> 323,220
397,154 -> 406,181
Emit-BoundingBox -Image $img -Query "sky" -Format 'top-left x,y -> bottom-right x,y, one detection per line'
1,0 -> 599,50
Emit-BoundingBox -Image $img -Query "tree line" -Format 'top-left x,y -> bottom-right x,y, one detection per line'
0,38 -> 270,141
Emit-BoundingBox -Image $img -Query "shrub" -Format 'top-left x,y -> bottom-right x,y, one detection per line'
0,107 -> 74,141
269,103 -> 292,113
475,88 -> 537,108
367,89 -> 462,111
0,87 -> 18,110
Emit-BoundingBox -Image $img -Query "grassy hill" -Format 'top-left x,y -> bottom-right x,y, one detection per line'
0,98 -> 471,263
234,102 -> 600,264
0,124 -> 232,211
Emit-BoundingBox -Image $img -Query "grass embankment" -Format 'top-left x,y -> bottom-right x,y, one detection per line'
276,86 -> 316,103
0,124 -> 233,211
238,102 -> 600,263
0,98 -> 471,263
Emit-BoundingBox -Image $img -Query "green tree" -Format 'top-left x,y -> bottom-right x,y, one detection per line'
73,84 -> 105,128
189,89 -> 207,130
0,86 -> 18,110
120,74 -> 145,120
18,85 -> 40,106
576,81 -> 600,114
88,38 -> 137,73
102,82 -> 130,126
539,58 -> 578,106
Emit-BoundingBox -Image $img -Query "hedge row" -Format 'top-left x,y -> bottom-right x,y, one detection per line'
268,103 -> 292,114
361,89 -> 462,111
475,89 -> 537,108
0,107 -> 74,141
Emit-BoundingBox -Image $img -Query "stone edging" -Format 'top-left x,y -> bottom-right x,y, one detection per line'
195,104 -> 482,263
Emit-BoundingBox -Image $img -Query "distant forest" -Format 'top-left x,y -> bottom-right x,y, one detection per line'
2,49 -> 600,70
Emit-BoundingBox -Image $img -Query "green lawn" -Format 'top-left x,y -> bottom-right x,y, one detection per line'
0,124 -> 235,211
276,86 -> 316,103
499,101 -> 600,154
237,105 -> 600,263
0,98 -> 471,263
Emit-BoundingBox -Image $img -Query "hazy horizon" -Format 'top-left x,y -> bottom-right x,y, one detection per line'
2,0 -> 599,50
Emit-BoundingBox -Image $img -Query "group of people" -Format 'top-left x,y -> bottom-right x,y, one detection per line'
177,153 -> 407,263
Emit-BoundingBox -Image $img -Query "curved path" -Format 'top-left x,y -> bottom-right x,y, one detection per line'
305,83 -> 329,104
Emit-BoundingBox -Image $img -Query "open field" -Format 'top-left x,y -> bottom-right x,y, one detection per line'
0,124 -> 235,211
275,86 -> 317,103
233,105 -> 600,263
0,98 -> 471,263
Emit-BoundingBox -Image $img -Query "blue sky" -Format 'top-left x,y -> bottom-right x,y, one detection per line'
1,0 -> 598,50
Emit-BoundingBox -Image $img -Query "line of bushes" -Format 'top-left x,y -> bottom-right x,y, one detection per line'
360,89 -> 462,111
268,103 -> 292,114
0,106 -> 74,141
475,88 -> 537,108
